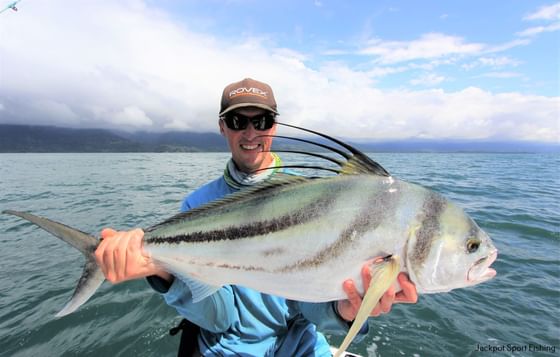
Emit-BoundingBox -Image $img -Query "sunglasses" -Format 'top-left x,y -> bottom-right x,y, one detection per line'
221,112 -> 276,131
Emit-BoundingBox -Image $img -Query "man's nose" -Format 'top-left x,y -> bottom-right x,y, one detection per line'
242,123 -> 258,140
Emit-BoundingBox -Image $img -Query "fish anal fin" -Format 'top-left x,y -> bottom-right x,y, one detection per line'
334,255 -> 401,357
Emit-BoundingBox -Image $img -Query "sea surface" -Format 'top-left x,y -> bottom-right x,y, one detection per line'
0,152 -> 558,357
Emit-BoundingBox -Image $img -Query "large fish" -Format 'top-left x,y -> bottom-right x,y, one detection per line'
3,123 -> 497,355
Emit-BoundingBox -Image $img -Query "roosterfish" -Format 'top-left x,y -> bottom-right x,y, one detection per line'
4,123 -> 498,355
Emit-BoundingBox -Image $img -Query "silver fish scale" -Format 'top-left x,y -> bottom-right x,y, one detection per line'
145,175 -> 434,301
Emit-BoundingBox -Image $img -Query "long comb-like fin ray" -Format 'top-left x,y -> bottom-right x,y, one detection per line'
265,149 -> 345,167
254,165 -> 341,174
277,122 -> 390,177
258,134 -> 351,160
334,255 -> 401,357
3,210 -> 105,317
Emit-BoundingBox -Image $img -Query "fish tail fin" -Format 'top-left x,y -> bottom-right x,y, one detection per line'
3,210 -> 105,317
334,255 -> 401,357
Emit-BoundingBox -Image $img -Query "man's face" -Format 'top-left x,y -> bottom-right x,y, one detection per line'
219,107 -> 277,173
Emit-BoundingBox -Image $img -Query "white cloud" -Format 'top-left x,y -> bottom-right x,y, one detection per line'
523,3 -> 560,21
478,56 -> 521,67
366,65 -> 409,78
462,56 -> 521,70
518,3 -> 560,38
108,106 -> 153,127
516,22 -> 560,37
478,72 -> 523,79
485,38 -> 531,53
31,100 -> 80,125
0,0 -> 557,143
281,85 -> 559,142
409,73 -> 446,86
359,33 -> 484,64
164,119 -> 192,131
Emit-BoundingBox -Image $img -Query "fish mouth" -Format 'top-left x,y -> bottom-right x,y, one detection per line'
467,250 -> 498,283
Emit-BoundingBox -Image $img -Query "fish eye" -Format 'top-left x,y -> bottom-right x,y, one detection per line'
466,239 -> 480,253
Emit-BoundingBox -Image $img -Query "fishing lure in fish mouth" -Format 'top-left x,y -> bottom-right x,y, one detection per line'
3,122 -> 498,354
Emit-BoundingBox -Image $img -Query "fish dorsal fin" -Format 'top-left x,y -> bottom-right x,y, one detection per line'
261,123 -> 390,177
145,174 -> 310,232
340,155 -> 387,176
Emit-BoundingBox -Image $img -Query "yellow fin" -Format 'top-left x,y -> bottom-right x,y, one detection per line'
334,256 -> 401,357
339,156 -> 389,176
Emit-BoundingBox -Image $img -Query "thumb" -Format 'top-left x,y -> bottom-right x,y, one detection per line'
101,228 -> 117,239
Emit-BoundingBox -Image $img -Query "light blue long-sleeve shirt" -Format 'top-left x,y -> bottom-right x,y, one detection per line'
152,174 -> 367,356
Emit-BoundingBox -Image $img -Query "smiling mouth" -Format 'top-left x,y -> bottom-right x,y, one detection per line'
241,143 -> 261,151
467,250 -> 498,283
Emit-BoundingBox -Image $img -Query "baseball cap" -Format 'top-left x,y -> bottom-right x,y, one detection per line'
219,78 -> 278,116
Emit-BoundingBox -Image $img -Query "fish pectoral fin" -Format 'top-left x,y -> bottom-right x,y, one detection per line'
334,256 -> 401,357
179,275 -> 221,303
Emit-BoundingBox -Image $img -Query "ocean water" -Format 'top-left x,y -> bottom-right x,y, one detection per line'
0,152 -> 558,357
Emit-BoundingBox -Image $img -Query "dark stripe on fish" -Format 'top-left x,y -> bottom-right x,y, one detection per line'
409,192 -> 447,266
144,177 -> 308,233
279,181 -> 399,272
197,260 -> 266,272
146,194 -> 337,245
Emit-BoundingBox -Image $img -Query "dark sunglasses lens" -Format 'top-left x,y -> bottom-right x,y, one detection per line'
252,114 -> 275,130
224,113 -> 275,131
224,115 -> 249,130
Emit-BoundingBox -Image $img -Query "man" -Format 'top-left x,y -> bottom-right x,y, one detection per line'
95,78 -> 418,356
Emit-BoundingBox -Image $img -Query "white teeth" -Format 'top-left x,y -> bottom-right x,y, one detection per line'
241,144 -> 259,150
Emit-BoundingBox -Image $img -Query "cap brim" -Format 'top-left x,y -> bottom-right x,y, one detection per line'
219,103 -> 279,116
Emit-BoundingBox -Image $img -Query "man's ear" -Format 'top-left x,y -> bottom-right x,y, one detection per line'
218,119 -> 225,136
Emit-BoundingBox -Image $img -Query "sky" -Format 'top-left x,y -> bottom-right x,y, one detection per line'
0,0 -> 558,142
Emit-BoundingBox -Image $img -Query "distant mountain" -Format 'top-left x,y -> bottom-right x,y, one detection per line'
349,139 -> 560,153
119,130 -> 228,152
0,124 -> 227,152
0,125 -> 143,152
0,124 -> 557,153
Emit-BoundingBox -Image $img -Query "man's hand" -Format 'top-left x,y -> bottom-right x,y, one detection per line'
336,263 -> 418,321
94,228 -> 171,284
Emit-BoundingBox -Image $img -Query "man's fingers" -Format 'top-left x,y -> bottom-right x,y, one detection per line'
102,232 -> 121,282
114,232 -> 132,282
395,273 -> 418,303
361,262 -> 372,290
95,228 -> 157,284
96,228 -> 117,278
100,230 -> 131,283
126,229 -> 146,276
370,304 -> 382,317
342,279 -> 362,311
380,287 -> 395,313
94,236 -> 108,278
